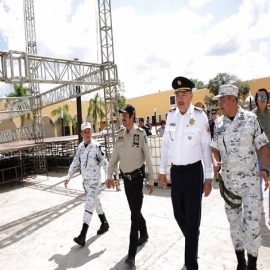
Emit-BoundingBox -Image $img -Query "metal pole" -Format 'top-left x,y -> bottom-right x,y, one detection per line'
61,109 -> 64,136
74,58 -> 83,143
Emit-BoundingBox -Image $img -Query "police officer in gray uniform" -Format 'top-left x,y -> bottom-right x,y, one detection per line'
106,104 -> 154,267
211,85 -> 270,270
159,77 -> 212,270
64,122 -> 109,246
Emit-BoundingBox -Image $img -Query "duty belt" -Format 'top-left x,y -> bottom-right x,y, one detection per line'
217,174 -> 242,209
121,165 -> 145,181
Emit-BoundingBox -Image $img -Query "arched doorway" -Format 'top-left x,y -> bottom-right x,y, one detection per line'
42,115 -> 54,138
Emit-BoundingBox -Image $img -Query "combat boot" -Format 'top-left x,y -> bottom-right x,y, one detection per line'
235,250 -> 246,270
97,213 -> 109,235
137,229 -> 149,246
74,223 -> 88,246
247,253 -> 257,270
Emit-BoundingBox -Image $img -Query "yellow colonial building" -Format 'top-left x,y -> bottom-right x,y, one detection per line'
0,76 -> 269,137
126,76 -> 270,125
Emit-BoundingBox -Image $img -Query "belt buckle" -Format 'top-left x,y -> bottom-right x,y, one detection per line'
127,174 -> 132,181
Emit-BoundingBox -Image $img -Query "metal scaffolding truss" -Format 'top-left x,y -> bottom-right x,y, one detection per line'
0,0 -> 119,159
0,50 -> 111,86
98,0 -> 120,149
0,51 -> 118,121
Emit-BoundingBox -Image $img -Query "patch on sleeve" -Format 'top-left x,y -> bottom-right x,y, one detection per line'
118,136 -> 124,142
144,135 -> 148,143
205,123 -> 210,134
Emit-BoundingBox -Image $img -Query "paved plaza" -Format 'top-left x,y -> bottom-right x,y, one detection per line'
0,171 -> 270,270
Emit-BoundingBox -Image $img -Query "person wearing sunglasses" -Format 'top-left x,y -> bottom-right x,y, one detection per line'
253,88 -> 270,225
209,109 -> 218,139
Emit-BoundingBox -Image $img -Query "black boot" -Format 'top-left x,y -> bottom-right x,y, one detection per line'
137,230 -> 149,246
247,254 -> 257,270
97,213 -> 109,235
235,250 -> 246,270
74,223 -> 88,246
125,255 -> 135,266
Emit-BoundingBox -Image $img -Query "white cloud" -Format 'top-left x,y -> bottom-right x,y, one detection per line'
189,0 -> 212,9
0,0 -> 270,99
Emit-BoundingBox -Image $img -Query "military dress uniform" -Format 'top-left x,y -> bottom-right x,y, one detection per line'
160,104 -> 212,269
107,125 -> 154,259
68,139 -> 108,226
210,106 -> 269,257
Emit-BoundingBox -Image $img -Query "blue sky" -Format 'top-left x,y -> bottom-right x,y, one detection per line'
0,0 -> 269,98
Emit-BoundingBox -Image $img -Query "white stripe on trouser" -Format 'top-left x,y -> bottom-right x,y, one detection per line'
224,184 -> 261,257
83,179 -> 104,226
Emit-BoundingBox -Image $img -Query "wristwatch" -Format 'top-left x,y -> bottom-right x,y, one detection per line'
205,178 -> 212,183
262,168 -> 269,177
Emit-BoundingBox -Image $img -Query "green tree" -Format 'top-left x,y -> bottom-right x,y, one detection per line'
190,78 -> 206,89
87,92 -> 105,132
7,84 -> 31,127
50,104 -> 75,136
204,95 -> 218,109
207,73 -> 250,98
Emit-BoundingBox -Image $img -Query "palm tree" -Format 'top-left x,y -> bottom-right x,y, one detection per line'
87,92 -> 105,132
7,84 -> 31,127
51,104 -> 76,136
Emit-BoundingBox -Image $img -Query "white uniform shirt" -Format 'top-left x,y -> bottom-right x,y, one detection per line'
159,105 -> 212,179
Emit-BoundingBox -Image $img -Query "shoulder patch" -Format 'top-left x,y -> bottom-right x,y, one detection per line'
169,107 -> 176,112
116,127 -> 125,133
194,107 -> 203,113
137,127 -> 144,133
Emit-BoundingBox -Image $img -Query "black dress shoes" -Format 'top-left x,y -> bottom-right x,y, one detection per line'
137,233 -> 149,246
125,255 -> 135,266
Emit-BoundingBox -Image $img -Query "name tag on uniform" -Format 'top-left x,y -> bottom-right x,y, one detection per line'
167,122 -> 176,132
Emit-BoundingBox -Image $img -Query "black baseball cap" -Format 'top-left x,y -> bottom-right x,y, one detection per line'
118,104 -> 136,115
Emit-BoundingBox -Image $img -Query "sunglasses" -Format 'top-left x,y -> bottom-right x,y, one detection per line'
211,112 -> 217,115
257,94 -> 267,100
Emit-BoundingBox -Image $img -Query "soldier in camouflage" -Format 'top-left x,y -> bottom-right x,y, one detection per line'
211,85 -> 270,270
64,122 -> 109,247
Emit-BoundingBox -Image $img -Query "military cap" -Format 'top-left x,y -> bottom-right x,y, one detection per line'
81,122 -> 92,131
118,104 -> 136,115
212,84 -> 239,100
172,76 -> 195,93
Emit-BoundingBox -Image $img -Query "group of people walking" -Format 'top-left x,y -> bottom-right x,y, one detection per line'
64,76 -> 269,270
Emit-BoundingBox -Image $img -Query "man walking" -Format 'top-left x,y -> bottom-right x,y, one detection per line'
64,122 -> 109,246
211,85 -> 270,270
159,76 -> 212,270
106,104 -> 154,267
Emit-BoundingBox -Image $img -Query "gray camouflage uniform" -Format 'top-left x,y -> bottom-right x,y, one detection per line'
67,139 -> 108,226
211,106 -> 269,256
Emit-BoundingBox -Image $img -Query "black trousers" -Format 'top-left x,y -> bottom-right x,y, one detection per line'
171,162 -> 203,270
123,175 -> 147,257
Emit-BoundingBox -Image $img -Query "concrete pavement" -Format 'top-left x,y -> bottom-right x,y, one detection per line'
0,171 -> 270,270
